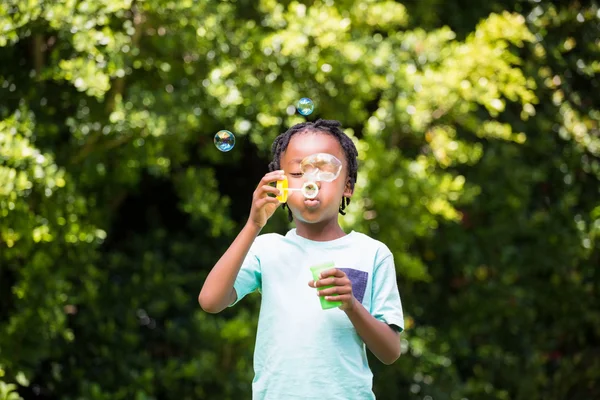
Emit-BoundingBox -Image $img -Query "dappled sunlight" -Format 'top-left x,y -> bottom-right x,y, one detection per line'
1,0 -> 599,399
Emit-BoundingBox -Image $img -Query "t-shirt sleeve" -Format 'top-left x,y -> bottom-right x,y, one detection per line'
229,248 -> 262,307
370,252 -> 404,332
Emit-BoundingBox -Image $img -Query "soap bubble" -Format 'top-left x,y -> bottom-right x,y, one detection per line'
296,98 -> 314,116
214,130 -> 235,152
302,182 -> 319,199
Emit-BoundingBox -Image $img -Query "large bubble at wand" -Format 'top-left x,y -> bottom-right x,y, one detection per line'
300,153 -> 342,181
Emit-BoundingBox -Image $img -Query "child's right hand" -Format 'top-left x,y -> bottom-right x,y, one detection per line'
248,170 -> 286,229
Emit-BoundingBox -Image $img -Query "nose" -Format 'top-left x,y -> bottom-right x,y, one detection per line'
304,171 -> 320,182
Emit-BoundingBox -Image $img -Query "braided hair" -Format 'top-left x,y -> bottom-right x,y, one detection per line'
268,119 -> 359,222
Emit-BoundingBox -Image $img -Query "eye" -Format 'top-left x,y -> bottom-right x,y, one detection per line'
289,173 -> 303,177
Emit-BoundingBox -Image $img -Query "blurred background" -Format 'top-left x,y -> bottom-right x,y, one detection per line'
1,0 -> 599,399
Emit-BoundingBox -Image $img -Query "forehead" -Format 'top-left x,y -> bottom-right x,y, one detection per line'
282,132 -> 345,165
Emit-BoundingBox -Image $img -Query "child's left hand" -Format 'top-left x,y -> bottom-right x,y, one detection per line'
308,268 -> 356,311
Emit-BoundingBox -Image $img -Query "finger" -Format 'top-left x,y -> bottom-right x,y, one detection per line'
318,286 -> 352,297
308,280 -> 316,288
318,268 -> 346,279
326,294 -> 352,302
259,170 -> 286,187
255,196 -> 281,209
257,184 -> 281,197
256,176 -> 285,193
253,186 -> 280,202
315,277 -> 349,287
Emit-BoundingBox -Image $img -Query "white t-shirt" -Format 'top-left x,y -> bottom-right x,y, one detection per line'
231,228 -> 404,399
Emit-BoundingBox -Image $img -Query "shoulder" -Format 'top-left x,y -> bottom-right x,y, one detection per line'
254,232 -> 285,244
348,231 -> 393,263
349,231 -> 392,255
252,232 -> 286,252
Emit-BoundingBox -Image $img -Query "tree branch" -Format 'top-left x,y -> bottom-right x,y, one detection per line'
72,3 -> 145,165
105,3 -> 144,114
32,34 -> 44,76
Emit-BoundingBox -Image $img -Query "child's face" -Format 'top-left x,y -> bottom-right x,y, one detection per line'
280,131 -> 353,224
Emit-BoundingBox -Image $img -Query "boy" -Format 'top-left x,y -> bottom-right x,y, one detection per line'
199,119 -> 404,399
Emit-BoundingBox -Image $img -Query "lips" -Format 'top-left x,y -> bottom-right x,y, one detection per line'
303,198 -> 320,208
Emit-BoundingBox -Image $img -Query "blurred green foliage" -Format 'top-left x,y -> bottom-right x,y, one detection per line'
0,0 -> 598,399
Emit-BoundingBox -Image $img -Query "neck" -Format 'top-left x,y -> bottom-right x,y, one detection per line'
294,218 -> 347,241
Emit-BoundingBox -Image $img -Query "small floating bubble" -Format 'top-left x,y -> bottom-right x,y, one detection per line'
214,130 -> 235,152
297,97 -> 314,116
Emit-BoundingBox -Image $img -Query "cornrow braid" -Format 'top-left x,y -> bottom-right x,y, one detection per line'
268,119 -> 359,222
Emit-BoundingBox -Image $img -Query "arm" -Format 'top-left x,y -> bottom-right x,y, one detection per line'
198,222 -> 261,313
198,169 -> 284,313
311,257 -> 404,365
344,302 -> 401,365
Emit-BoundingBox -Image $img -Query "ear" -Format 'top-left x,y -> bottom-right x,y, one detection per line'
343,177 -> 353,198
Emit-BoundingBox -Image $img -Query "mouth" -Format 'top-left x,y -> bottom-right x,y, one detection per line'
303,198 -> 320,208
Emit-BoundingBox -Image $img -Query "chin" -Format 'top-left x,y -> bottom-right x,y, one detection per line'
295,214 -> 325,224
290,207 -> 336,225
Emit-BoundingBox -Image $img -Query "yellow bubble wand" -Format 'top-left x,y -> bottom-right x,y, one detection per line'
275,176 -> 319,203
